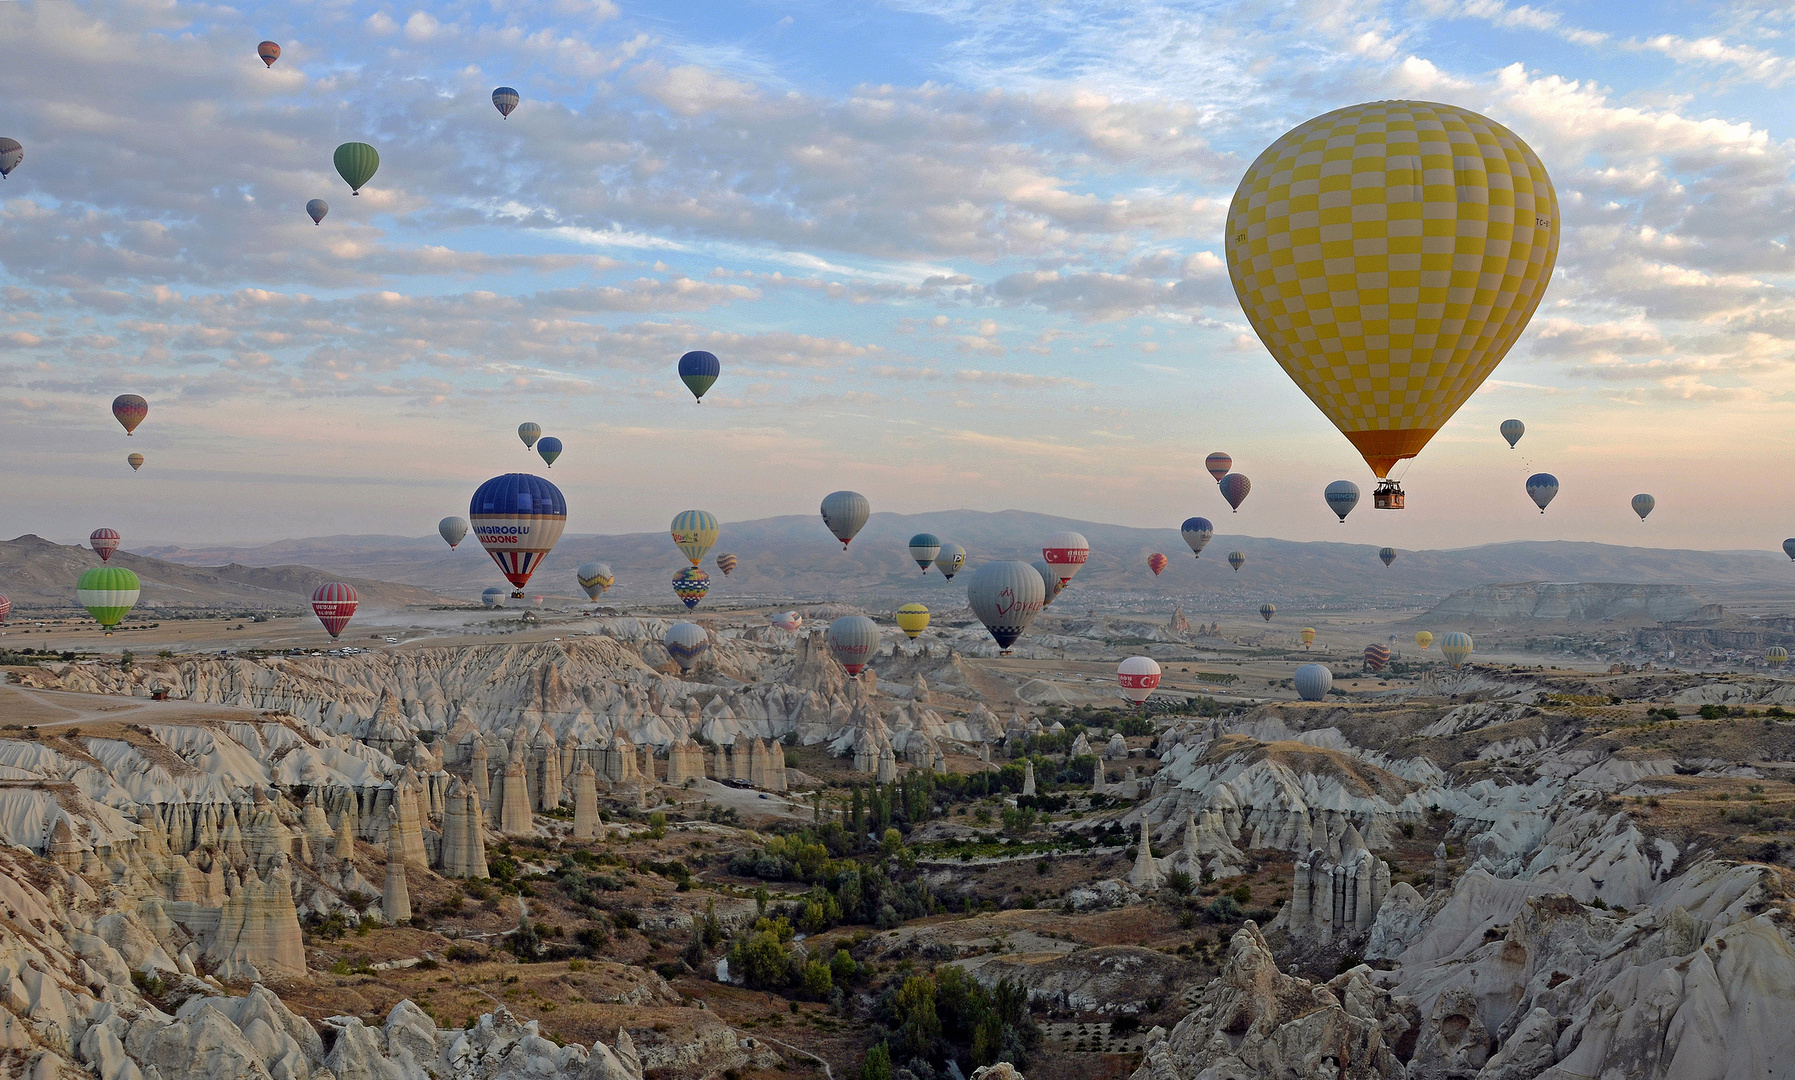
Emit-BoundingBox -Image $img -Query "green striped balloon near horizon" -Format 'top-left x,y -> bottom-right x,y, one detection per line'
670,510 -> 719,566
77,566 -> 140,631
333,142 -> 380,194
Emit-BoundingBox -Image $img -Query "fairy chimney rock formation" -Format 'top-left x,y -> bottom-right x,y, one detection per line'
382,806 -> 412,924
439,779 -> 488,879
500,758 -> 533,836
1129,817 -> 1162,891
1022,760 -> 1036,796
572,762 -> 601,840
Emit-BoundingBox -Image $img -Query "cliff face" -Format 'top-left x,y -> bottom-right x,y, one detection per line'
1421,582 -> 1707,623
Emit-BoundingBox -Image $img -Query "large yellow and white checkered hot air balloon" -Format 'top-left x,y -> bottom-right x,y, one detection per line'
1225,101 -> 1559,508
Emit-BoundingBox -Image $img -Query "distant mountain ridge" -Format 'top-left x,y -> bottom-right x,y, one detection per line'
132,509 -> 1795,610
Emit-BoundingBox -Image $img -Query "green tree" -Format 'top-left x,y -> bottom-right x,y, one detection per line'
894,974 -> 940,1060
861,1042 -> 892,1080
800,957 -> 833,997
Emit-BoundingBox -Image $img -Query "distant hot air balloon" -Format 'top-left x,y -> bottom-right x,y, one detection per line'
0,138 -> 21,179
534,595 -> 545,608
306,199 -> 328,225
1227,102 -> 1558,511
1042,531 -> 1090,590
1181,517 -> 1214,558
1415,631 -> 1433,651
257,41 -> 281,67
771,611 -> 802,632
967,561 -> 1046,654
1526,473 -> 1559,514
1259,602 -> 1276,622
439,517 -> 469,549
1300,627 -> 1315,649
670,510 -> 720,566
664,623 -> 709,671
1379,547 -> 1396,567
517,423 -> 541,450
90,529 -> 121,562
535,436 -> 562,468
1030,560 -> 1065,607
895,603 -> 930,640
77,567 -> 139,634
935,544 -> 966,581
334,142 -> 380,195
112,394 -> 148,435
1228,551 -> 1246,573
820,491 -> 869,549
0,595 -> 10,624
481,587 -> 506,609
1324,481 -> 1360,523
1501,419 -> 1525,448
672,567 -> 709,609
827,615 -> 880,676
1294,664 -> 1332,701
470,473 -> 566,596
909,534 -> 942,573
715,552 -> 738,576
1786,539 -> 1795,561
577,562 -> 614,600
1205,453 -> 1232,483
492,86 -> 519,118
1147,552 -> 1168,576
127,453 -> 144,471
1219,474 -> 1251,513
1363,643 -> 1391,672
1632,494 -> 1655,521
1440,631 -> 1474,668
678,350 -> 720,403
1769,646 -> 1789,670
311,582 -> 359,640
1117,656 -> 1161,704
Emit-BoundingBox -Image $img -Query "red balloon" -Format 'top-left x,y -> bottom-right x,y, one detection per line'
311,582 -> 359,640
112,394 -> 148,435
258,41 -> 281,67
1363,643 -> 1391,672
1146,552 -> 1168,576
90,528 -> 121,562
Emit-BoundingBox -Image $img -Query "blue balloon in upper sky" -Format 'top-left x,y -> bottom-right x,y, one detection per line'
536,436 -> 563,467
1324,480 -> 1360,523
678,351 -> 720,402
1526,473 -> 1559,514
1180,516 -> 1214,558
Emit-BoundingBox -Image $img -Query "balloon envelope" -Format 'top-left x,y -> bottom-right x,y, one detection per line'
1526,473 -> 1559,513
1300,627 -> 1316,647
517,423 -> 541,450
311,582 -> 358,640
90,529 -> 120,562
481,587 -> 506,609
1219,474 -> 1251,512
1042,530 -> 1090,588
1228,551 -> 1246,573
1324,480 -> 1360,522
1363,643 -> 1391,672
470,473 -> 566,593
306,198 -> 328,224
908,533 -> 942,572
820,491 -> 870,548
492,86 -> 519,117
1117,656 -> 1161,703
535,436 -> 562,467
678,350 -> 720,402
1769,647 -> 1789,670
1632,494 -> 1655,521
670,510 -> 720,566
934,544 -> 966,580
77,567 -> 140,630
1501,419 -> 1525,448
576,562 -> 614,600
771,611 -> 802,632
715,553 -> 738,576
1415,631 -> 1433,650
1030,559 -> 1065,607
895,603 -> 930,640
672,567 -> 710,609
1786,539 -> 1795,561
1379,547 -> 1396,567
1440,631 -> 1474,667
1226,101 -> 1559,479
334,142 -> 380,194
664,623 -> 709,671
439,517 -> 469,549
966,561 -> 1046,651
1259,602 -> 1276,622
826,615 -> 880,675
1147,553 -> 1168,576
1294,664 -> 1332,701
258,41 -> 280,66
0,138 -> 21,179
112,394 -> 147,435
0,595 -> 10,623
1181,517 -> 1214,557
127,453 -> 144,471
1205,453 -> 1232,482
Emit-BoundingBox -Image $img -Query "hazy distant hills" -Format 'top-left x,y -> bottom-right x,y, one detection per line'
134,510 -> 1795,611
0,534 -> 451,613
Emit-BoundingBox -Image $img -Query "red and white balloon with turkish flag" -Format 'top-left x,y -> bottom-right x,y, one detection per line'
1117,656 -> 1161,704
310,582 -> 359,641
1041,531 -> 1089,591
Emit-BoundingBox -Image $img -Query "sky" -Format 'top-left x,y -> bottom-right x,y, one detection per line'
4,0 -> 1795,554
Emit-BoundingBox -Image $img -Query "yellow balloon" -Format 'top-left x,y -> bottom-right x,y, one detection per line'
895,603 -> 930,640
1300,627 -> 1316,647
1415,630 -> 1433,651
1226,101 -> 1559,478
